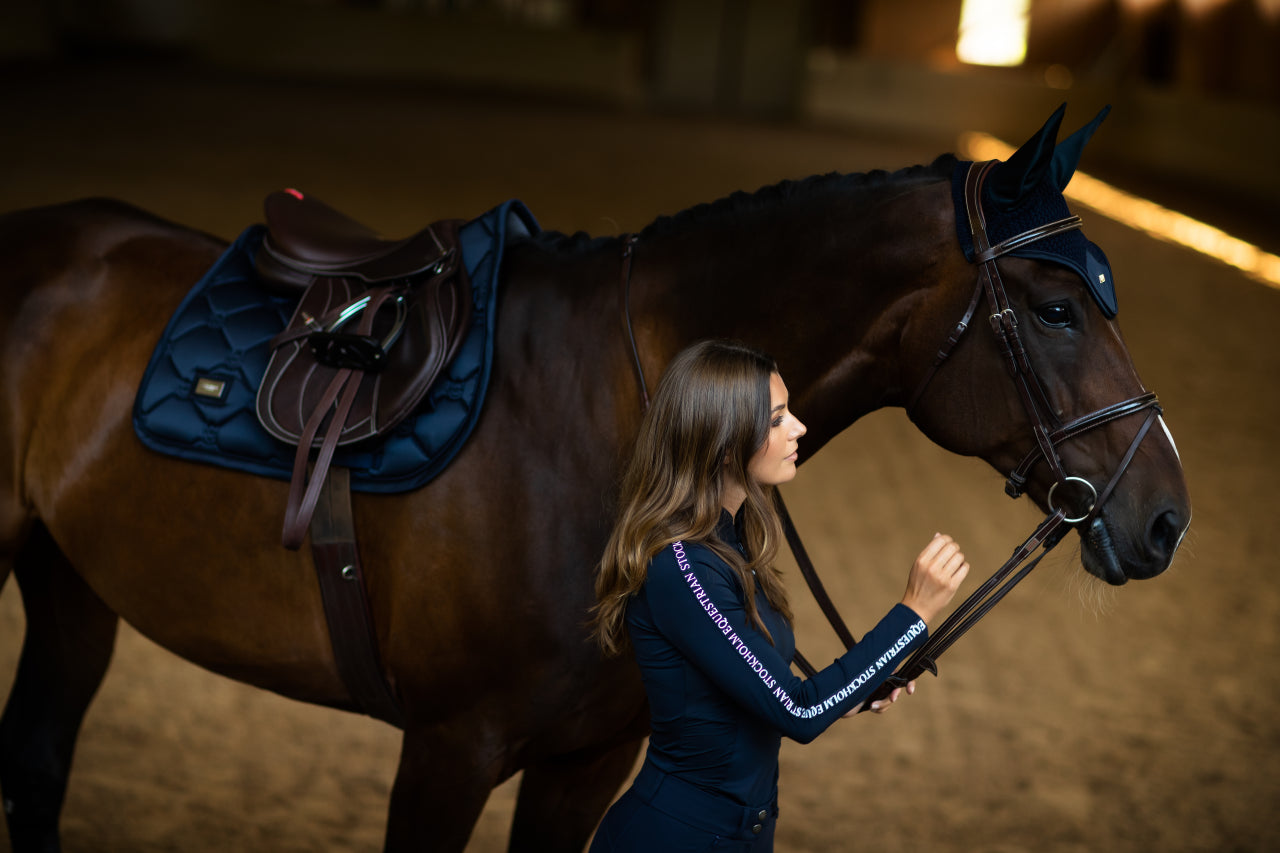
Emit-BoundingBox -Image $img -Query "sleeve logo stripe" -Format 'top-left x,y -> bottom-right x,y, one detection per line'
671,541 -> 925,719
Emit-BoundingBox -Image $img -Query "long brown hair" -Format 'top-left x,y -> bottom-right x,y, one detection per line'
592,339 -> 793,657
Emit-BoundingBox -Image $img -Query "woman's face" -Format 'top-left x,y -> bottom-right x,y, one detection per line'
747,372 -> 806,487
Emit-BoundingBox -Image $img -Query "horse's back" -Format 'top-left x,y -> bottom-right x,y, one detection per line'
0,199 -> 222,341
0,196 -> 218,273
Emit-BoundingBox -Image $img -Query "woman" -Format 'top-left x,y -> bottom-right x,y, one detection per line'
591,339 -> 969,851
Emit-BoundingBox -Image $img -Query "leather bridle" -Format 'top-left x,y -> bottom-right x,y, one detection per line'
617,160 -> 1166,707
853,160 -> 1164,707
908,161 -> 1161,521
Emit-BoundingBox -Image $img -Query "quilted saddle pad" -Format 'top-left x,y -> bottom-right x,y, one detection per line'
132,199 -> 539,493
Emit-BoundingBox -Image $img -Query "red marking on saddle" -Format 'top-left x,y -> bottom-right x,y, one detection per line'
285,188 -> 304,200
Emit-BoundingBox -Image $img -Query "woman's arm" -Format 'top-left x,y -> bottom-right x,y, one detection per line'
644,542 -> 928,744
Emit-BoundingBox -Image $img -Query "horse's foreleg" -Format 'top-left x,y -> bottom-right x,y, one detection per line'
508,736 -> 645,853
383,721 -> 505,853
0,523 -> 119,853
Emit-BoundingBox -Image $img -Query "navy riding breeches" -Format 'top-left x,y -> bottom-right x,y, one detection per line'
590,763 -> 777,852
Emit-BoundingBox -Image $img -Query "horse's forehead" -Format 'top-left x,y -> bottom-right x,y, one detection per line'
949,160 -> 1118,318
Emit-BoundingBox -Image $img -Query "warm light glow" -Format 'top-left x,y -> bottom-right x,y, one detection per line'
960,131 -> 1280,290
1121,0 -> 1280,22
956,0 -> 1030,67
1179,0 -> 1233,15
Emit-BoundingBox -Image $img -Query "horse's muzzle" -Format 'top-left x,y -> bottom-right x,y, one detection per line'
1079,501 -> 1189,585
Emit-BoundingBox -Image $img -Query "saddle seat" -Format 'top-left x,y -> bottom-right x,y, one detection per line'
256,188 -> 452,289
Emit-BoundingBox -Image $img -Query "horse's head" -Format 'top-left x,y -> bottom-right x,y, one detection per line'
905,105 -> 1191,585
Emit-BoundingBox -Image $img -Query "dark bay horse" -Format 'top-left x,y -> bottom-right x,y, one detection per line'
0,107 -> 1189,851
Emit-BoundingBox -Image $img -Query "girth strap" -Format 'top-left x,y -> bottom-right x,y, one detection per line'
308,467 -> 404,727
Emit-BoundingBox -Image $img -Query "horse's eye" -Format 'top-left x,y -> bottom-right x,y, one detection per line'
1036,302 -> 1073,328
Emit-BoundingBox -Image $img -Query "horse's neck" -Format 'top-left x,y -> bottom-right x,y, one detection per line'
630,178 -> 953,451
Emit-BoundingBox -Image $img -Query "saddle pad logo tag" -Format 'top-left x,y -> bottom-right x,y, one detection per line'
194,376 -> 231,402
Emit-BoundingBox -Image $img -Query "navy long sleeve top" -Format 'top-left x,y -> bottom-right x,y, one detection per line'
627,511 -> 928,807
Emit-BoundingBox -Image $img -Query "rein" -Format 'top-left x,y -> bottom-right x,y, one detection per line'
621,233 -> 649,409
859,161 -> 1162,708
615,162 -> 1163,706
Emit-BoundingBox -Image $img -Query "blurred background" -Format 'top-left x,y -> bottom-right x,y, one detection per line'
3,0 -> 1278,227
1,2 -> 1278,851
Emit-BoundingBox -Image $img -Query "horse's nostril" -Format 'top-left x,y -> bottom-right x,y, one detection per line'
1147,509 -> 1184,562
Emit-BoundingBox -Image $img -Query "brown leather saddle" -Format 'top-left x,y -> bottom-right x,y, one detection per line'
251,189 -> 477,726
255,189 -> 472,549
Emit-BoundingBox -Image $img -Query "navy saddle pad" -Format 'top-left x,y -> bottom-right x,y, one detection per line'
133,200 -> 539,493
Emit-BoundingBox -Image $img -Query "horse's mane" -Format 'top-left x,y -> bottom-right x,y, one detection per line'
639,154 -> 956,239
527,154 -> 957,254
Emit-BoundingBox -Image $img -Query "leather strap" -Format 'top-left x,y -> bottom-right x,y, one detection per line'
281,286 -> 398,549
907,278 -> 985,414
858,383 -> 1161,710
1006,392 -> 1160,498
778,495 -> 857,653
621,234 -> 649,410
1087,408 -> 1160,523
859,508 -> 1069,709
309,467 -> 405,727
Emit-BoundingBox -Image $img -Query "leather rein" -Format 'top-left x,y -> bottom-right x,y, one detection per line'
618,160 -> 1164,708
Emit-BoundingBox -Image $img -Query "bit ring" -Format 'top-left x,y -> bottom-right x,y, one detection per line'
1047,476 -> 1098,524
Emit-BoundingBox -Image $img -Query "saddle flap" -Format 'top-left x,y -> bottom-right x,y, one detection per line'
256,220 -> 471,448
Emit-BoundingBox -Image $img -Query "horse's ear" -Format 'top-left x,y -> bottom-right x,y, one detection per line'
1049,104 -> 1111,190
985,103 -> 1067,210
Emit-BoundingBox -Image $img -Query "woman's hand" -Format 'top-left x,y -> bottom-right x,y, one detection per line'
845,680 -> 917,716
900,533 -> 969,626
843,535 -> 968,719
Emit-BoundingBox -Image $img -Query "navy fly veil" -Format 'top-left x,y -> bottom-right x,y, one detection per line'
133,200 -> 539,492
950,104 -> 1118,318
950,162 -> 1117,318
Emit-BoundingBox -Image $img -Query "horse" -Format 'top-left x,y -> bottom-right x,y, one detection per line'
0,104 -> 1190,851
